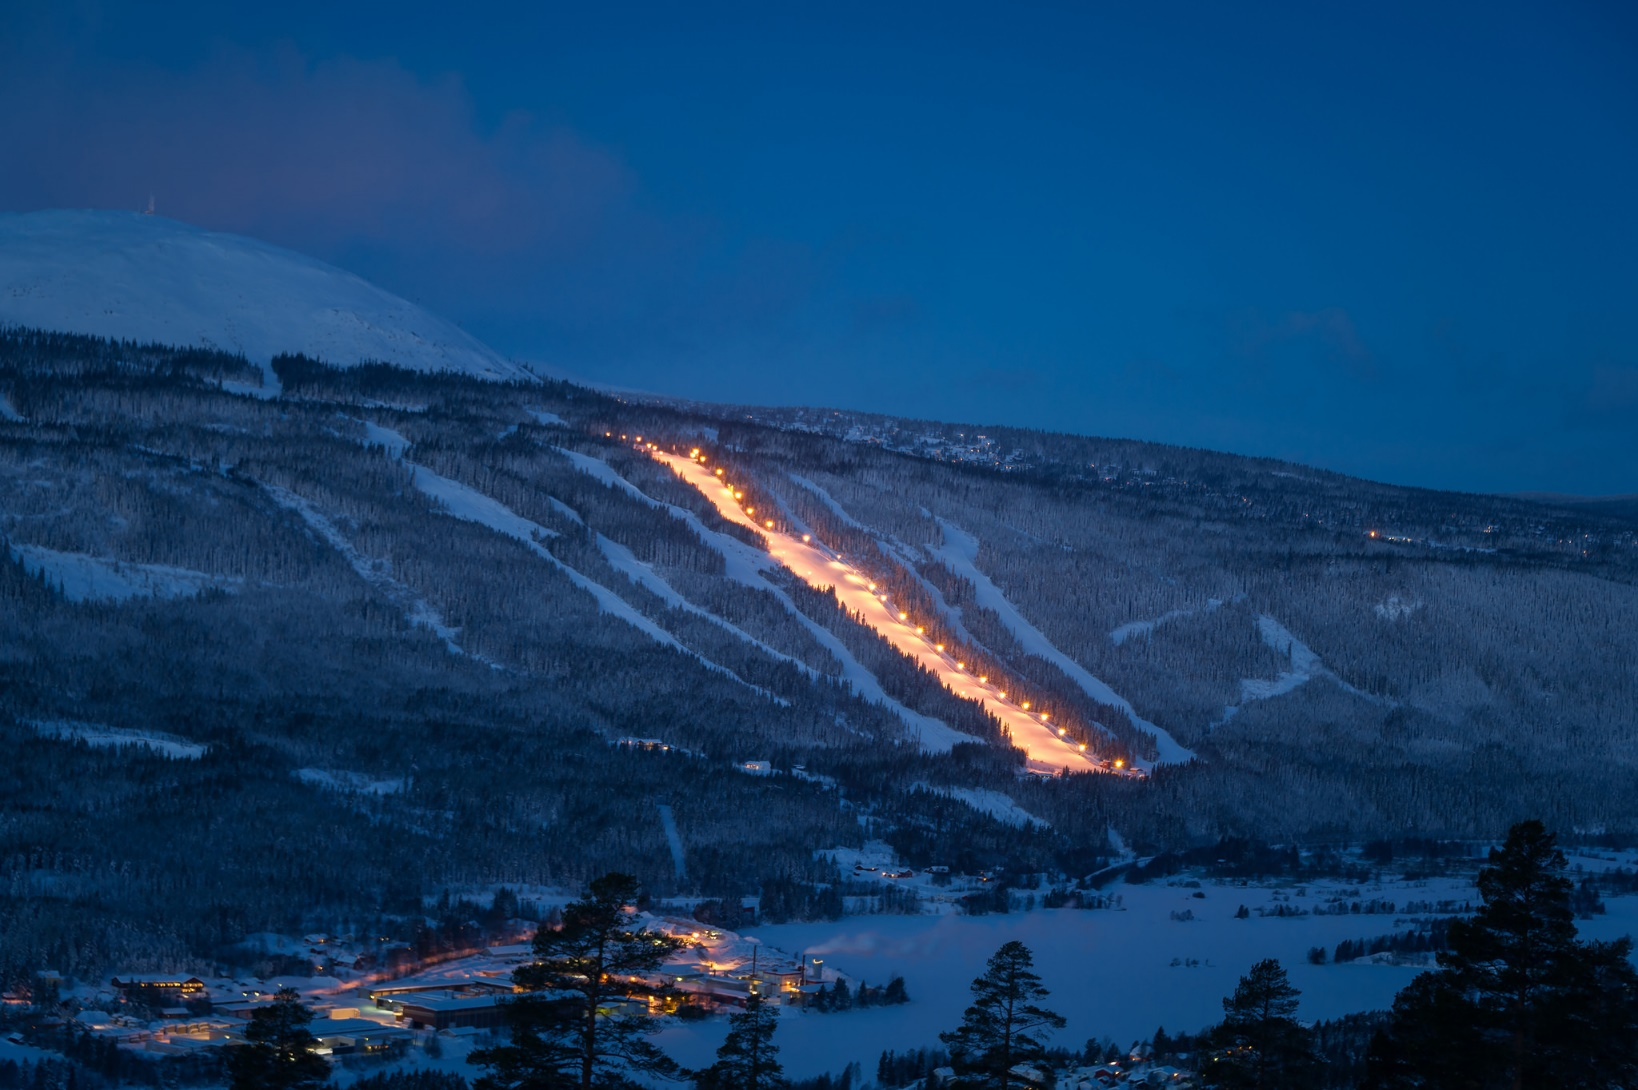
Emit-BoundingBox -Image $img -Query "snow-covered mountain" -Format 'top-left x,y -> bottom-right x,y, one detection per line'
0,209 -> 532,384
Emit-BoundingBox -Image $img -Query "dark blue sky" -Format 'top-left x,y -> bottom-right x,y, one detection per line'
5,2 -> 1636,494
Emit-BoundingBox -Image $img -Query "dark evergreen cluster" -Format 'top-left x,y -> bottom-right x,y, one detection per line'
1331,920 -> 1451,964
807,975 -> 907,1013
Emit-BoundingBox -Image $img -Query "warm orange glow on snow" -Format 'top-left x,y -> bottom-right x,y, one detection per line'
648,449 -> 1105,774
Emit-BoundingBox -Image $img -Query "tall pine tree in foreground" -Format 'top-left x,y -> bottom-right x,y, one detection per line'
1200,959 -> 1316,1089
1365,820 -> 1638,1089
694,994 -> 787,1090
473,873 -> 684,1090
227,988 -> 330,1090
939,941 -> 1064,1090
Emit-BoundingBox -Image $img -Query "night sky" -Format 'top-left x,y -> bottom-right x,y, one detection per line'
4,2 -> 1635,495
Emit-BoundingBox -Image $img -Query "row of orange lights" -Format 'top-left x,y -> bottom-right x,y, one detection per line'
643,437 -> 1129,772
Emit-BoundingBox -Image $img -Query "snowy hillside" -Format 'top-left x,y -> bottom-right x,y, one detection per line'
0,209 -> 531,384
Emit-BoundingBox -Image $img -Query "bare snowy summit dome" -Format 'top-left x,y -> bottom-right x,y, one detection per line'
0,209 -> 532,383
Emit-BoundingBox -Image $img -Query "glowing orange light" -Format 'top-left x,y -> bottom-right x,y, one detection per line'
935,644 -> 944,652
1114,759 -> 1125,769
916,627 -> 925,634
898,612 -> 908,620
803,535 -> 812,543
1021,701 -> 1031,710
765,520 -> 775,528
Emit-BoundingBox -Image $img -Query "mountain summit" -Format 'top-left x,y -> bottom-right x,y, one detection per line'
0,209 -> 531,384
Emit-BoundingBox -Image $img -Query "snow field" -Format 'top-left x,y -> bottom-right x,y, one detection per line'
28,719 -> 207,759
9,543 -> 242,603
657,879 -> 1638,1080
0,210 -> 532,385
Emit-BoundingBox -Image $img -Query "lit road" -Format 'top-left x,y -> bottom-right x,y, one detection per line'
649,448 -> 1110,775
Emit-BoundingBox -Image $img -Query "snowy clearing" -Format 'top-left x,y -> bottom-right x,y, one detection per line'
918,784 -> 1049,829
410,464 -> 561,544
0,392 -> 23,421
28,719 -> 206,759
10,543 -> 240,603
527,408 -> 567,427
1213,615 -> 1385,729
296,768 -> 405,796
656,803 -> 687,880
930,520 -> 1195,767
1109,597 -> 1231,646
362,420 -> 411,458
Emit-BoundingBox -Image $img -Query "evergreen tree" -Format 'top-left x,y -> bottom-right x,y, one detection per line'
695,995 -> 787,1090
227,988 -> 330,1090
1200,959 -> 1315,1089
939,941 -> 1064,1090
471,995 -> 580,1090
1365,820 -> 1638,1090
473,873 -> 684,1090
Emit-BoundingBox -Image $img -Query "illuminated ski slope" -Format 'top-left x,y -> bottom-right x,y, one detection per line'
651,449 -> 1111,775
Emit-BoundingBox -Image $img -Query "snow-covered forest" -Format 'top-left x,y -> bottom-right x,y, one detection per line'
2,327 -> 1635,983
